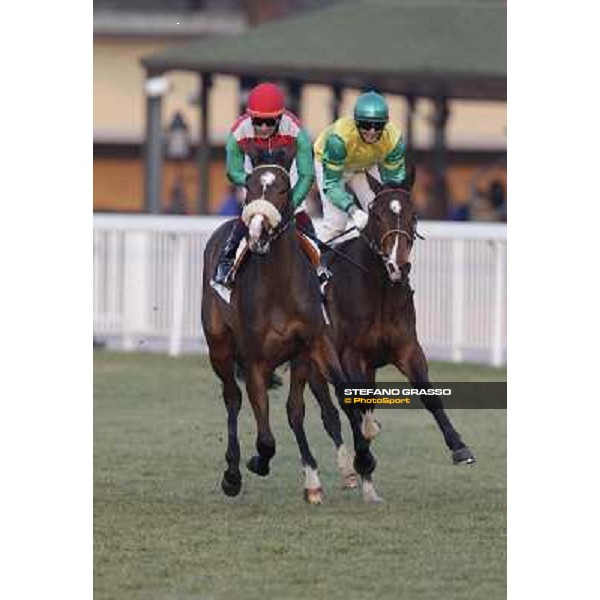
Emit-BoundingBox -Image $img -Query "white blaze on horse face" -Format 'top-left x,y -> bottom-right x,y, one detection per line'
389,199 -> 402,215
248,214 -> 264,244
386,234 -> 402,282
260,170 -> 276,194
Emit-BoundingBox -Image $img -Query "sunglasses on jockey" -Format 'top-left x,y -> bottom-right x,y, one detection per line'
356,120 -> 386,132
251,116 -> 280,127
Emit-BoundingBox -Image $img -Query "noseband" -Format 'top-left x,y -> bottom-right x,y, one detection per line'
362,192 -> 418,262
244,164 -> 294,245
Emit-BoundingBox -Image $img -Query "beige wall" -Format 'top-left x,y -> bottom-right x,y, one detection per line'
94,155 -> 506,214
94,37 -> 506,214
94,157 -> 231,214
94,38 -> 506,149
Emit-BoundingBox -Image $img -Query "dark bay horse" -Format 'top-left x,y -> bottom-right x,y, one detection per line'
305,172 -> 475,502
201,164 -> 355,504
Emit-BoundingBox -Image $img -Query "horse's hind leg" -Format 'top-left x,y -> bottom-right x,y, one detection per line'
245,362 -> 276,477
307,367 -> 358,489
288,357 -> 324,504
207,334 -> 243,496
394,341 -> 476,465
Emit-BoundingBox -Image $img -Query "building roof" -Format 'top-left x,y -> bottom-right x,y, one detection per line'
141,0 -> 506,100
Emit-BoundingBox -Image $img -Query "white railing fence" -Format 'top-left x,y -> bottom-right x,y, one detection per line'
93,215 -> 506,366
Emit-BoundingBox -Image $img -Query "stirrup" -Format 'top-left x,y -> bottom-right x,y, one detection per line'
316,265 -> 332,298
213,262 -> 234,287
317,265 -> 332,285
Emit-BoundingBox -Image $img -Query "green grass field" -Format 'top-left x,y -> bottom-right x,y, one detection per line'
94,352 -> 506,600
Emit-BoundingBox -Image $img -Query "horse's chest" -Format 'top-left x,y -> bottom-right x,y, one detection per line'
238,298 -> 318,346
353,303 -> 413,361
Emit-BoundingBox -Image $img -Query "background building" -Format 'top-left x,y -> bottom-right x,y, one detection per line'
94,0 -> 506,218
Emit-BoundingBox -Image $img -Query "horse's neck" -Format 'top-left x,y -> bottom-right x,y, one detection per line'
273,227 -> 301,265
351,237 -> 412,304
254,227 -> 301,274
355,237 -> 381,275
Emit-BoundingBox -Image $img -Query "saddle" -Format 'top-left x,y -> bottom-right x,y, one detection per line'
230,231 -> 321,283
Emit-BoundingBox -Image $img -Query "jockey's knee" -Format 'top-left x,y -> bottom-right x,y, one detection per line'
321,221 -> 347,243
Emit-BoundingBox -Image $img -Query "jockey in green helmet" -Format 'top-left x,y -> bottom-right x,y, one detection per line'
314,91 -> 407,243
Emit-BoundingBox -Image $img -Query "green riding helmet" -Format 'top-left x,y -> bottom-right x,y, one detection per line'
354,91 -> 389,123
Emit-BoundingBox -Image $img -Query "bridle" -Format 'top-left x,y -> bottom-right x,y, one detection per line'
360,189 -> 421,263
244,164 -> 294,246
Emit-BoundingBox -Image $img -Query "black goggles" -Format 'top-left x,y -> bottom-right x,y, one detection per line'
356,120 -> 386,132
251,117 -> 279,127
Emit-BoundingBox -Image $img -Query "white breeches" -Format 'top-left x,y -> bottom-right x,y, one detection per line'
314,161 -> 382,243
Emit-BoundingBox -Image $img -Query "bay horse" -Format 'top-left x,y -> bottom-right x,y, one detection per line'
305,171 -> 475,503
201,164 -> 355,504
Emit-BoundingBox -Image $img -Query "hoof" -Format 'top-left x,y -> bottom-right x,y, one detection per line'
361,481 -> 384,503
221,471 -> 242,497
453,447 -> 476,465
363,493 -> 384,504
343,473 -> 359,489
304,487 -> 324,505
246,455 -> 270,476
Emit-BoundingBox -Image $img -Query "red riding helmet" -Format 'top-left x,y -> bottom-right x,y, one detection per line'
247,83 -> 285,118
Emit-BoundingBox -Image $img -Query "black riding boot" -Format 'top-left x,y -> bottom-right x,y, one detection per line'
295,211 -> 330,287
213,219 -> 247,286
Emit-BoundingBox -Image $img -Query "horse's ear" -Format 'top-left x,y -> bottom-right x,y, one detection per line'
366,170 -> 384,195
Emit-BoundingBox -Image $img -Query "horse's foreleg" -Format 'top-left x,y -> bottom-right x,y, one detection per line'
339,400 -> 382,503
311,340 -> 380,502
207,334 -> 243,496
342,350 -> 383,502
355,364 -> 381,442
245,362 -> 276,476
394,342 -> 476,465
307,367 -> 358,489
288,357 -> 325,504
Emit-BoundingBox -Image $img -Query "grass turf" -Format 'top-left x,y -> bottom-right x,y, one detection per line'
94,352 -> 506,600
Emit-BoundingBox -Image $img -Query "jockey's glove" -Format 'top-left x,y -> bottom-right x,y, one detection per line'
348,206 -> 369,230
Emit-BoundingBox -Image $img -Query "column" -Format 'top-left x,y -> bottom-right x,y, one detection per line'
143,74 -> 169,214
431,95 -> 450,219
197,73 -> 213,215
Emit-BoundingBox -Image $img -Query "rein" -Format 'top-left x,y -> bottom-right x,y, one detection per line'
297,227 -> 370,274
346,189 -> 424,283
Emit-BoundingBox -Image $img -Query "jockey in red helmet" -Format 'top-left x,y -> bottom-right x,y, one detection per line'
213,82 -> 315,286
246,82 -> 286,120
